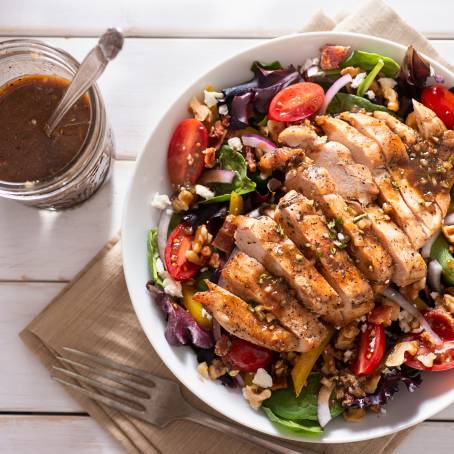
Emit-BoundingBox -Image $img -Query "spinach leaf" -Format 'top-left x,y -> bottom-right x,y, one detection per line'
262,408 -> 322,436
263,374 -> 343,422
147,229 -> 163,287
327,92 -> 392,115
250,60 -> 283,72
341,50 -> 400,78
201,145 -> 256,204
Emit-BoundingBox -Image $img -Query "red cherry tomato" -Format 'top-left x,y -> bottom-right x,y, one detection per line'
167,119 -> 208,187
421,85 -> 454,129
226,337 -> 272,372
352,323 -> 386,376
268,82 -> 324,122
164,224 -> 200,281
405,309 -> 454,371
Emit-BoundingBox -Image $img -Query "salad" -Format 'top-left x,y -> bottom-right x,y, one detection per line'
146,43 -> 454,436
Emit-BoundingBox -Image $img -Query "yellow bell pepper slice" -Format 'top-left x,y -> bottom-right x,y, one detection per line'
182,283 -> 212,329
229,192 -> 244,215
291,331 -> 333,396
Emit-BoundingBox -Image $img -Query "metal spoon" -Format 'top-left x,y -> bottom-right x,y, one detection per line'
44,28 -> 124,137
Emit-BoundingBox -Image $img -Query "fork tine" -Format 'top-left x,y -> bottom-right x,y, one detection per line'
62,347 -> 156,381
56,355 -> 151,395
53,366 -> 147,408
52,376 -> 150,423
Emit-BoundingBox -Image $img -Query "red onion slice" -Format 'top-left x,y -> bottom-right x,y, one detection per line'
157,209 -> 172,263
198,169 -> 235,185
421,233 -> 438,258
382,287 -> 443,345
428,260 -> 443,293
235,373 -> 245,388
267,178 -> 282,192
242,134 -> 276,153
320,74 -> 353,114
317,383 -> 334,428
444,213 -> 454,226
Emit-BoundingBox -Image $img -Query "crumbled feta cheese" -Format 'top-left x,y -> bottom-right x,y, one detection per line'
204,90 -> 224,107
302,56 -> 320,72
218,104 -> 228,115
343,350 -> 353,362
227,137 -> 243,151
351,72 -> 366,88
159,271 -> 182,298
378,77 -> 397,89
195,184 -> 215,199
252,368 -> 273,389
365,90 -> 375,100
201,308 -> 213,321
398,310 -> 414,333
151,193 -> 171,210
430,292 -> 439,300
338,232 -> 345,241
360,323 -> 368,333
156,257 -> 165,274
416,352 -> 437,368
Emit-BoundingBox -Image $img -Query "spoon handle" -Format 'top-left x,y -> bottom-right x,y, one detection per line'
44,28 -> 123,137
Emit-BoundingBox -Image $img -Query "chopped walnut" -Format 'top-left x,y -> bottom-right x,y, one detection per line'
439,294 -> 454,314
209,120 -> 227,150
335,323 -> 360,350
321,346 -> 338,376
344,408 -> 365,422
340,66 -> 361,77
364,373 -> 381,394
378,78 -> 399,111
208,359 -> 228,380
385,341 -> 419,367
172,188 -> 195,212
242,385 -> 272,410
400,278 -> 426,302
214,335 -> 231,357
368,303 -> 397,327
197,362 -> 210,380
202,147 -> 216,168
189,96 -> 213,122
443,225 -> 454,246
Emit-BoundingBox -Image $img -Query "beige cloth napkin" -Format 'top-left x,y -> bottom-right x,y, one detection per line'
20,2 -> 452,453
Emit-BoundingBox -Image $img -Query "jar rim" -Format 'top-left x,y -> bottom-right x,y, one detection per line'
0,38 -> 107,195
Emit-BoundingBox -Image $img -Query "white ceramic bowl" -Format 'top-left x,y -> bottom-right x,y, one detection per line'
122,32 -> 454,443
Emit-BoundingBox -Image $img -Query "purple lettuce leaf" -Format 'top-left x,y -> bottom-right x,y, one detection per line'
350,367 -> 422,409
146,284 -> 214,349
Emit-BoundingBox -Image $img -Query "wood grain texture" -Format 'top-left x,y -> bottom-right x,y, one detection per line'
0,0 -> 454,38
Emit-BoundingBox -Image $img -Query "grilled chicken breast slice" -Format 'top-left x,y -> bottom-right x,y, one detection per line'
286,166 -> 393,284
373,169 -> 429,248
221,251 -> 327,350
364,206 -> 427,287
193,282 -> 300,352
316,115 -> 385,169
373,111 -> 418,145
278,123 -> 326,148
234,215 -> 344,326
308,141 -> 379,205
412,100 -> 447,139
276,191 -> 374,324
339,111 -> 409,164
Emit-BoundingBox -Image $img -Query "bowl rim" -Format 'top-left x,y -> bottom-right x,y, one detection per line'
122,31 -> 454,443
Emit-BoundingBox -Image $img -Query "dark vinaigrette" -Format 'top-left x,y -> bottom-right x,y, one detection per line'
0,74 -> 91,183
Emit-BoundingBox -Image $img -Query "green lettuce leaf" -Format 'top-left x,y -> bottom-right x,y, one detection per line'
326,92 -> 392,115
201,145 -> 256,204
263,373 -> 343,422
262,408 -> 322,436
430,234 -> 454,285
340,50 -> 400,78
250,60 -> 283,71
147,228 -> 163,287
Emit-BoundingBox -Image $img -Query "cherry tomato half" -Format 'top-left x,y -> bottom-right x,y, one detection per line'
226,337 -> 272,372
164,224 -> 200,281
405,309 -> 454,371
352,323 -> 386,376
421,85 -> 454,129
167,119 -> 208,187
268,82 -> 324,122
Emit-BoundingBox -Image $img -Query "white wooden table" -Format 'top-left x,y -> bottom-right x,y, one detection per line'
1,1 -> 453,452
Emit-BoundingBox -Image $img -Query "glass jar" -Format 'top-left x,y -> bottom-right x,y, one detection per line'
0,39 -> 113,209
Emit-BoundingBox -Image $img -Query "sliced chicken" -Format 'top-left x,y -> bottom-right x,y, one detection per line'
234,215 -> 344,326
221,251 -> 327,350
275,191 -> 374,324
412,99 -> 447,139
316,115 -> 386,169
286,165 -> 393,284
373,169 -> 429,248
193,282 -> 300,352
278,123 -> 326,148
339,111 -> 409,164
373,111 -> 418,145
364,206 -> 427,287
308,141 -> 379,205
259,147 -> 304,174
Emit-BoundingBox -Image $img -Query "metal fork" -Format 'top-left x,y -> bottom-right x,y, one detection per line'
51,348 -> 315,454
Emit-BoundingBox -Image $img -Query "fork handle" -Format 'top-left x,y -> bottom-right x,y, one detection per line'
184,409 -> 316,454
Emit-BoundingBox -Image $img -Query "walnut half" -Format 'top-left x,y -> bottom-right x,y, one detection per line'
242,385 -> 272,410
